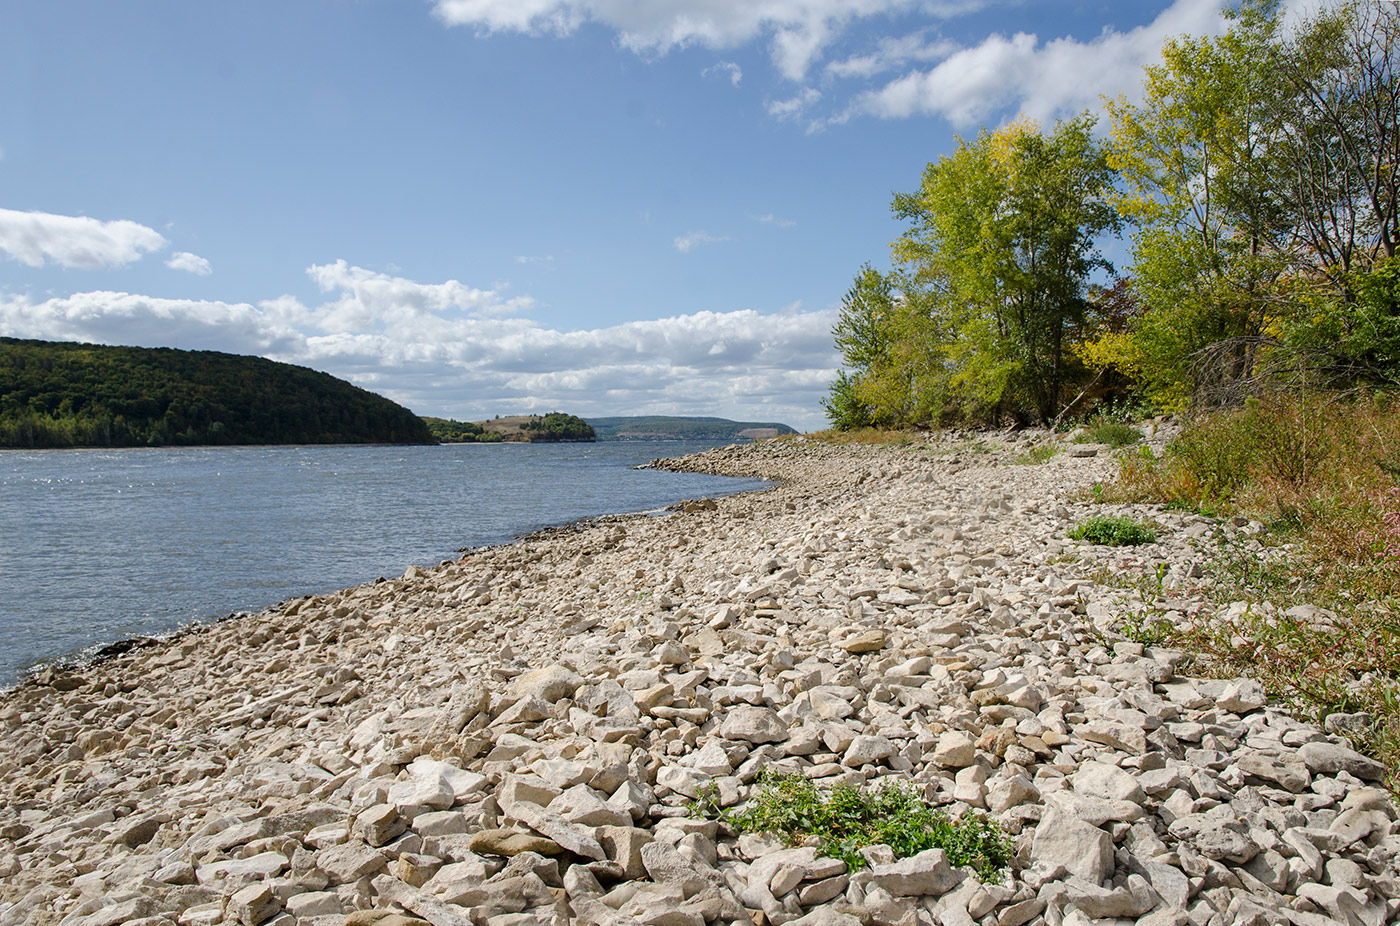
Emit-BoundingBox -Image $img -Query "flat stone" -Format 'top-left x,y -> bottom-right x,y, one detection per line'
840,629 -> 887,653
843,734 -> 896,767
510,664 -> 585,703
1030,799 -> 1113,884
866,848 -> 958,897
931,731 -> 976,768
228,883 -> 281,925
719,705 -> 789,744
468,828 -> 565,857
1298,740 -> 1387,781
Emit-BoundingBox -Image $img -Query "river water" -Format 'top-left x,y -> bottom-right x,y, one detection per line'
0,440 -> 770,685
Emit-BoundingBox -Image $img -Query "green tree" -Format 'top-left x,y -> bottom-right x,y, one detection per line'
1102,3 -> 1291,407
891,115 -> 1119,424
825,265 -> 947,429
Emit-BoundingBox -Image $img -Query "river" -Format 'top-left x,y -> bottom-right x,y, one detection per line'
0,440 -> 770,685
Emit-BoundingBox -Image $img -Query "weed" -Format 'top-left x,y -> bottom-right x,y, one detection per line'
1010,445 -> 1060,466
686,781 -> 724,820
1069,515 -> 1158,546
713,772 -> 1012,882
1076,418 -> 1143,448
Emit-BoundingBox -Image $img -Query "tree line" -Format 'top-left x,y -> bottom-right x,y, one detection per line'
825,0 -> 1399,429
0,338 -> 434,448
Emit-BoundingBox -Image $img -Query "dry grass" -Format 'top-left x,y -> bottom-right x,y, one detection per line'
1108,392 -> 1400,784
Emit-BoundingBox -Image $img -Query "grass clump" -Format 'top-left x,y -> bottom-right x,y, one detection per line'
1010,444 -> 1060,465
1075,417 -> 1143,448
709,772 -> 1011,882
1069,514 -> 1158,546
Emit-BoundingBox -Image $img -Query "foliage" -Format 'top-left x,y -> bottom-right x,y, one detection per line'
1095,0 -> 1400,405
421,417 -> 501,442
717,772 -> 1011,882
521,412 -> 595,441
824,266 -> 948,429
889,116 -> 1121,425
0,337 -> 434,448
1069,515 -> 1158,546
1107,393 -> 1400,784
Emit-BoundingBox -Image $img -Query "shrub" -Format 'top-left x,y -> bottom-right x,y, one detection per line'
1069,514 -> 1157,546
1076,418 -> 1143,448
710,773 -> 1011,882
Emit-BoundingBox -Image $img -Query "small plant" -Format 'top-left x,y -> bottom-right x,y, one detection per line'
1076,418 -> 1143,448
1010,445 -> 1060,465
1119,610 -> 1179,646
686,781 -> 724,820
1069,515 -> 1158,546
720,772 -> 1012,882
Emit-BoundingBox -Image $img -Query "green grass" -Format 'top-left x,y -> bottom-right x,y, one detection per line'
700,772 -> 1012,882
1010,444 -> 1060,465
1075,418 -> 1143,449
1069,514 -> 1158,546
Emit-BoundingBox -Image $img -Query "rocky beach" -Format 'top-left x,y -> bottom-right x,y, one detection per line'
1,435 -> 1396,926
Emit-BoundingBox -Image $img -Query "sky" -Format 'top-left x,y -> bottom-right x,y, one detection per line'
0,0 -> 1239,432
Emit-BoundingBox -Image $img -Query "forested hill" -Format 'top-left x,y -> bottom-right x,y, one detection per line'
0,338 -> 434,448
586,416 -> 798,441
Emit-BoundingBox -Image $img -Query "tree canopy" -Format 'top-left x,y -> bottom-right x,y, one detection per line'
0,338 -> 434,448
826,0 -> 1400,428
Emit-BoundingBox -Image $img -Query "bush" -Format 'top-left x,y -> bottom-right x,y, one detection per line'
1076,418 -> 1143,448
1069,515 -> 1157,546
707,773 -> 1011,882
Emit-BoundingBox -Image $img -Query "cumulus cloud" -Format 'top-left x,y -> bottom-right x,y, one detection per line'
673,230 -> 730,253
703,61 -> 743,86
165,251 -> 212,276
849,0 -> 1228,127
766,87 -> 821,120
0,208 -> 168,270
0,262 -> 839,428
430,0 -> 979,81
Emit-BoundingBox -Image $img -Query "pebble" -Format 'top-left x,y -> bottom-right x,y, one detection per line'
2,433 -> 1397,926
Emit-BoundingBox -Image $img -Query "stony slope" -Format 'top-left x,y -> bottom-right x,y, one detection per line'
0,436 -> 1395,926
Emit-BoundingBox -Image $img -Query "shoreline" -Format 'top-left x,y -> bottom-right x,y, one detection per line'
1,435 -> 1396,926
1,441 -> 773,692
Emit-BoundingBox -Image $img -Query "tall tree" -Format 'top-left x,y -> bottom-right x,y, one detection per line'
1103,2 -> 1290,407
824,266 -> 946,429
891,116 -> 1119,424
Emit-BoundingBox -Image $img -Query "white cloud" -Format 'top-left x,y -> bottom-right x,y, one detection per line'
766,87 -> 821,120
430,0 -> 979,82
673,230 -> 730,253
825,31 -> 958,79
0,262 -> 840,429
703,61 -> 743,86
752,213 -> 796,228
849,0 -> 1228,127
165,251 -> 213,276
0,207 -> 168,270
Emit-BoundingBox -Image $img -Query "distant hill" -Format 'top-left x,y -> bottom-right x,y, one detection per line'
471,412 -> 595,443
0,337 -> 434,448
586,416 -> 798,441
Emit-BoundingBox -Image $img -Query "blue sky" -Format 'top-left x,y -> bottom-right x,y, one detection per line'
0,0 -> 1235,431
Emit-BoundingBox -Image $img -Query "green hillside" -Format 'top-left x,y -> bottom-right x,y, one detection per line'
586,416 -> 797,441
0,337 -> 434,448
